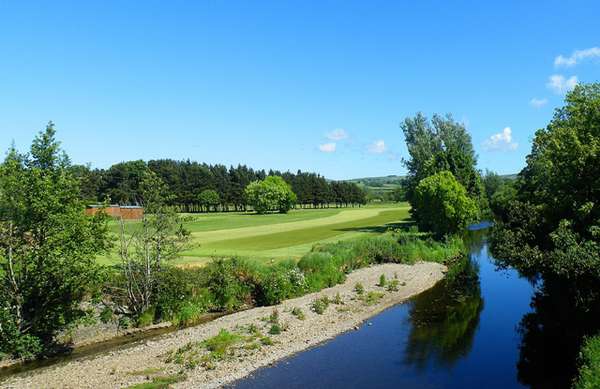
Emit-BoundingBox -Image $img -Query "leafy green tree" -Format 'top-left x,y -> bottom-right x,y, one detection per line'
198,189 -> 220,212
402,113 -> 487,214
0,123 -> 110,358
413,171 -> 479,237
482,170 -> 505,200
491,83 -> 600,283
245,176 -> 297,214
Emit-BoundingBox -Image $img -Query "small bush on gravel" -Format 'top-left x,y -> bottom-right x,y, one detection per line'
125,373 -> 186,389
378,274 -> 386,287
311,297 -> 330,314
332,293 -> 344,305
362,291 -> 385,306
269,324 -> 282,335
291,307 -> 305,320
386,279 -> 400,292
354,282 -> 365,295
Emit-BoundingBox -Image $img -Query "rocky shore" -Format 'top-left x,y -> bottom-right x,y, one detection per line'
1,262 -> 445,389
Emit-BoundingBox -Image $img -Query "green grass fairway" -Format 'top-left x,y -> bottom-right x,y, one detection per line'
98,204 -> 411,266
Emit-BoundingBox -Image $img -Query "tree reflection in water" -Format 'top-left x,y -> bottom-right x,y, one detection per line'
404,256 -> 483,369
515,278 -> 600,389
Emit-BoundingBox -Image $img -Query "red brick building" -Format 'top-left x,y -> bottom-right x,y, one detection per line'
85,205 -> 144,220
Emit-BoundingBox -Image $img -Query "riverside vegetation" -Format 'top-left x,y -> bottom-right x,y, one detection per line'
0,122 -> 466,363
0,105 -> 521,388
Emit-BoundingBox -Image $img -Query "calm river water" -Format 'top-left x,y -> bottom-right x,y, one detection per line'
232,229 -> 576,389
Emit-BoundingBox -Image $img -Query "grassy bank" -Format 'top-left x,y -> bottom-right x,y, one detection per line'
101,230 -> 465,330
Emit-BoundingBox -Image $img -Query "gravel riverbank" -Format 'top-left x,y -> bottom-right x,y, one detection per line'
1,262 -> 445,389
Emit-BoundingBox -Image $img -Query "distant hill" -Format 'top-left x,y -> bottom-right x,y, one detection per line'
345,175 -> 405,188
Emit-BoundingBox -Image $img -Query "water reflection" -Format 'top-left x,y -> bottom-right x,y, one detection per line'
404,256 -> 483,369
515,279 -> 600,389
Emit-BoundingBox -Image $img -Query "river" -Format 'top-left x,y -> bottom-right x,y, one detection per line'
231,228 -> 577,389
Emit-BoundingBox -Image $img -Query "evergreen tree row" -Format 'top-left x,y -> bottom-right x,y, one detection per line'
70,159 -> 367,212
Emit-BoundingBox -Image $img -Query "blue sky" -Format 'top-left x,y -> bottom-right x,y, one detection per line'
1,1 -> 599,179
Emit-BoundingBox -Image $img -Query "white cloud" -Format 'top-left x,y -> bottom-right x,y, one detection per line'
367,140 -> 386,154
483,127 -> 518,151
547,74 -> 578,94
318,142 -> 336,153
554,47 -> 600,67
326,128 -> 348,141
529,97 -> 548,108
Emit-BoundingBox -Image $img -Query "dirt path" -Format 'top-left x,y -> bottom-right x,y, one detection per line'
1,262 -> 445,389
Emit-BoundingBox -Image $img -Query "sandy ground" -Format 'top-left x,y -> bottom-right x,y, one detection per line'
1,262 -> 445,389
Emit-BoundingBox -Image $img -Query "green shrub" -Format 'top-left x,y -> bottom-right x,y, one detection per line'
254,266 -> 295,306
413,171 -> 480,238
204,258 -> 254,311
311,297 -> 330,314
362,291 -> 385,305
118,316 -> 133,329
0,308 -> 43,359
291,307 -> 305,320
154,266 -> 202,320
99,306 -> 115,324
378,274 -> 386,287
298,252 -> 346,292
260,336 -> 274,346
268,324 -> 282,335
172,301 -> 205,327
137,307 -> 155,327
574,335 -> 600,389
386,279 -> 400,292
202,329 -> 243,359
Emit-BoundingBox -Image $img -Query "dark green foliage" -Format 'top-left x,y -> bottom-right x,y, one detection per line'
491,84 -> 600,290
378,274 -> 387,287
153,266 -> 204,321
0,123 -> 111,358
413,171 -> 479,238
71,160 -> 366,212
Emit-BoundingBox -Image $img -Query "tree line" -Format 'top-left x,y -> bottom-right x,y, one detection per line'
70,160 -> 366,212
